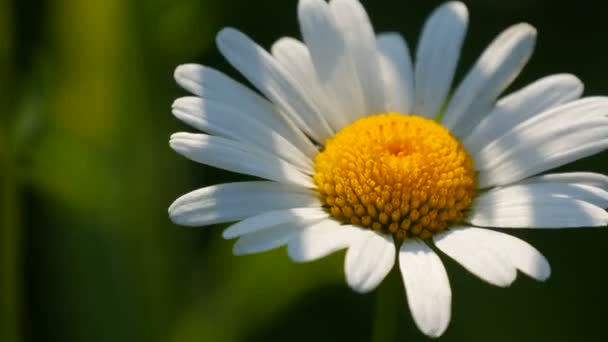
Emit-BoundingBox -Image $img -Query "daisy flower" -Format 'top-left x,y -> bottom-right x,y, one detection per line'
169,0 -> 608,337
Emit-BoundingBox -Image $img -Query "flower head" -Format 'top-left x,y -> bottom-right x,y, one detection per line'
169,0 -> 608,337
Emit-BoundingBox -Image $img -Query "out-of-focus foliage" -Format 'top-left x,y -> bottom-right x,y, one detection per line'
1,0 -> 607,341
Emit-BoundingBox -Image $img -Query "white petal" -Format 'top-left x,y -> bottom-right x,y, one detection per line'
330,0 -> 385,115
399,239 -> 451,338
487,230 -> 551,281
464,74 -> 583,153
173,64 -> 319,158
481,182 -> 608,208
172,97 -> 314,174
519,172 -> 608,190
413,1 -> 468,118
298,0 -> 366,127
169,182 -> 321,226
434,228 -> 515,287
476,116 -> 608,188
344,228 -> 395,293
474,97 -> 608,187
468,195 -> 608,228
288,219 -> 356,262
222,207 -> 329,239
377,32 -> 415,114
233,223 -> 302,256
271,37 -> 346,132
170,132 -> 315,188
216,27 -> 334,143
434,227 -> 550,286
443,23 -> 537,138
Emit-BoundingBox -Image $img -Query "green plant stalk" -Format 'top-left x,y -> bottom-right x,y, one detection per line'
371,269 -> 402,342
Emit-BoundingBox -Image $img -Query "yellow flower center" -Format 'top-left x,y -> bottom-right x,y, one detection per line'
313,113 -> 477,240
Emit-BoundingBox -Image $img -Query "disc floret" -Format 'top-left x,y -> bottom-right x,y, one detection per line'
314,113 -> 477,240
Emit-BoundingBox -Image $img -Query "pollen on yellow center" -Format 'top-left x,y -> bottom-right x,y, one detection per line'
313,113 -> 477,240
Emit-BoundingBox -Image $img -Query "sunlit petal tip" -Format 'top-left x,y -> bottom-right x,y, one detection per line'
167,200 -> 186,224
168,132 -> 186,148
513,22 -> 538,36
534,258 -> 551,282
509,22 -> 538,48
215,26 -> 239,45
169,131 -> 191,140
441,1 -> 469,19
173,63 -> 199,82
170,96 -> 196,112
567,74 -> 584,90
168,133 -> 198,156
548,73 -> 584,94
504,22 -> 538,55
167,193 -> 208,227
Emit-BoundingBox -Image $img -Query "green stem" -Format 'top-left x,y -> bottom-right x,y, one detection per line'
371,269 -> 402,342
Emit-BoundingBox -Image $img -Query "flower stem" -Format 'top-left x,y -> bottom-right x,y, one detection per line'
371,269 -> 402,342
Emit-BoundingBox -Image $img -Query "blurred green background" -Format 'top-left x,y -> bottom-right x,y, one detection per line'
1,0 -> 607,341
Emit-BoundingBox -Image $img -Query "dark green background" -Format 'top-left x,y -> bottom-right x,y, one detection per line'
1,0 -> 607,341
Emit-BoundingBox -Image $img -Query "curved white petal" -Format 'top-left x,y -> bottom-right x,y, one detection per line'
173,64 -> 319,158
473,97 -> 608,156
168,182 -> 321,226
377,32 -> 415,114
464,74 -> 583,153
271,37 -> 346,132
298,0 -> 365,127
288,219 -> 356,262
434,227 -> 515,287
216,27 -> 334,143
330,0 -> 385,115
233,223 -> 302,256
481,182 -> 608,208
172,97 -> 314,174
474,97 -> 608,188
399,239 -> 451,338
476,117 -> 608,188
519,172 -> 608,191
413,1 -> 468,118
488,230 -> 551,281
222,207 -> 329,239
434,227 -> 550,286
344,228 -> 395,293
443,23 -> 537,138
468,195 -> 608,228
170,132 -> 315,188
